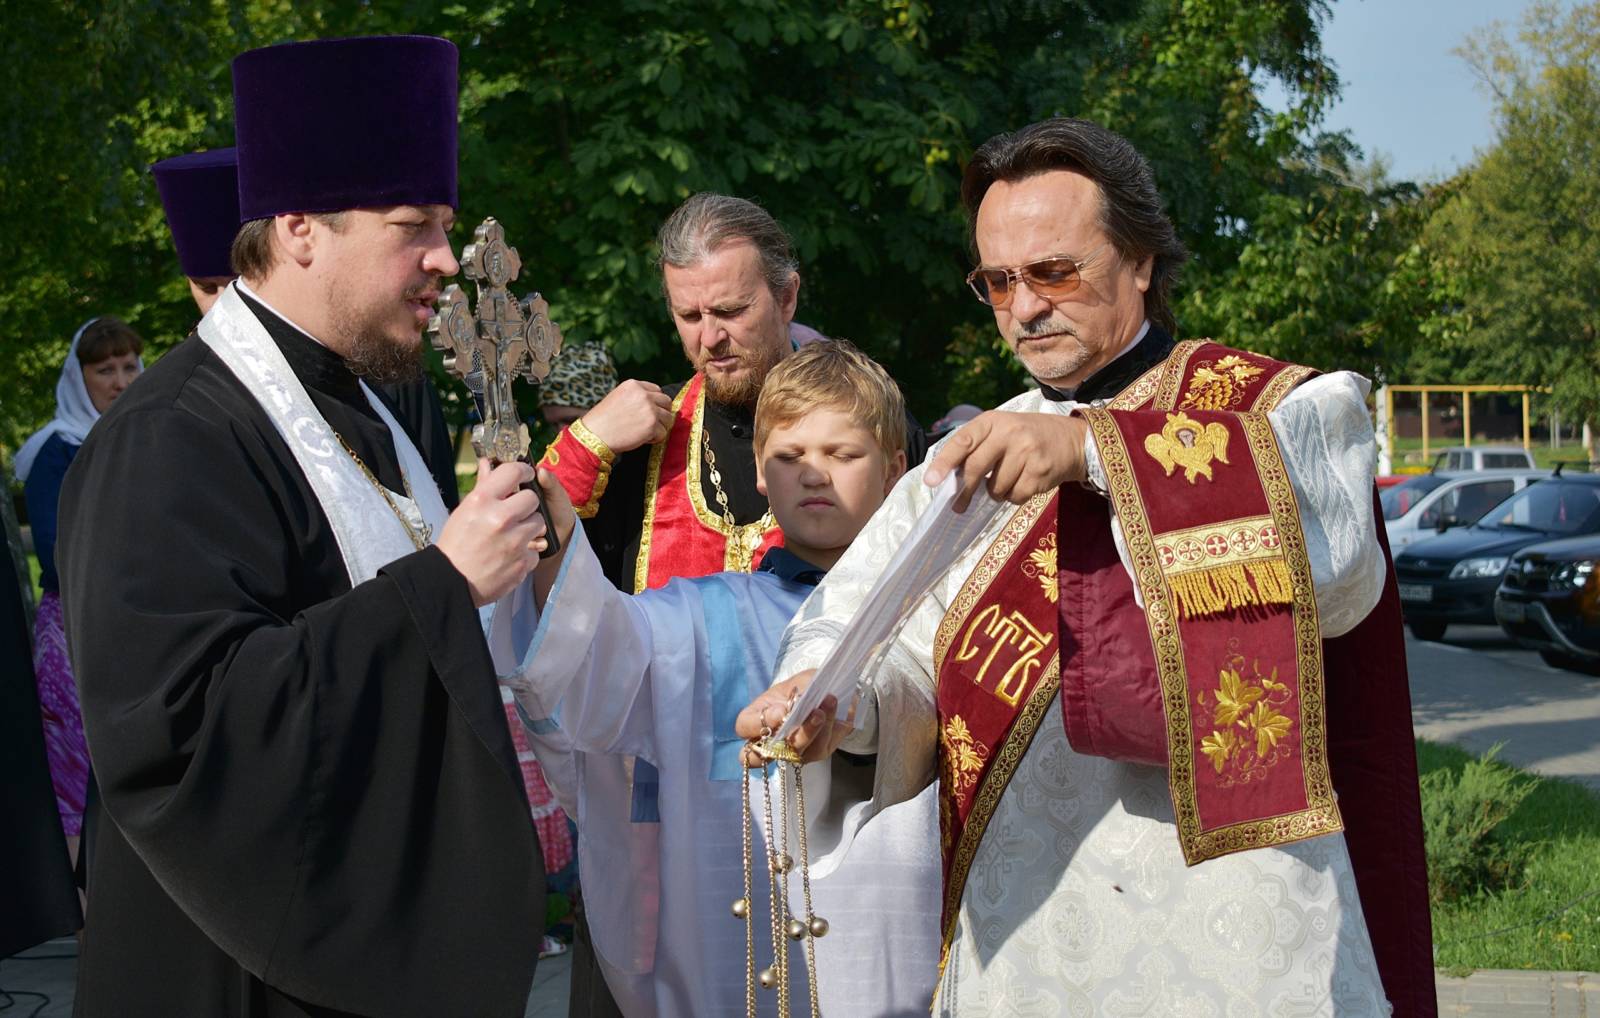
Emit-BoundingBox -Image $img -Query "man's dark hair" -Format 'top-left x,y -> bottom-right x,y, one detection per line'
230,212 -> 349,281
961,117 -> 1189,333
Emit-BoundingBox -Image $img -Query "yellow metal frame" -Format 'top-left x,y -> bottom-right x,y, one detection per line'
1383,384 -> 1548,466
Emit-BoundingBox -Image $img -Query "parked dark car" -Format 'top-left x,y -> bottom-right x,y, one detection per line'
1494,534 -> 1600,672
1394,473 -> 1600,641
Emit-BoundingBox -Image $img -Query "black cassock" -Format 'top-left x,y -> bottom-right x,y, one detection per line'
57,296 -> 543,1017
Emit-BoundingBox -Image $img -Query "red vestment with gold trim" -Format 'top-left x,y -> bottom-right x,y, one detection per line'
542,373 -> 783,592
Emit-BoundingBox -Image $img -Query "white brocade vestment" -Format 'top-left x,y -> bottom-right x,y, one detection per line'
493,528 -> 943,1017
777,376 -> 1394,1017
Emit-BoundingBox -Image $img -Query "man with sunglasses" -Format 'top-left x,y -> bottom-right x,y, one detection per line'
741,117 -> 1434,1016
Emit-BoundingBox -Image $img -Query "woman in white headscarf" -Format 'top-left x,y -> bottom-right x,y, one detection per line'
16,316 -> 144,867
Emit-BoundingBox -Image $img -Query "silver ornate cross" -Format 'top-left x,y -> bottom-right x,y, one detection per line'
429,217 -> 565,546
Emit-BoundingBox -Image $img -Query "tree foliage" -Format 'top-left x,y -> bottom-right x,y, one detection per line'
1178,141 -> 1463,385
0,0 -> 1344,452
1421,1 -> 1600,422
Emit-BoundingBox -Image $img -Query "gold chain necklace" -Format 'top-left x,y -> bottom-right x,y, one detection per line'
701,429 -> 775,567
335,433 -> 432,551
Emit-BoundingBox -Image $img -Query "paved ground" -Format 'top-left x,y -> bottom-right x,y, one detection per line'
7,938 -> 1597,1016
0,938 -> 572,1016
1437,969 -> 1600,1016
1406,624 -> 1600,790
6,627 -> 1597,1016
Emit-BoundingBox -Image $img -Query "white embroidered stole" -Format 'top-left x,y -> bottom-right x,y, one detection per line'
198,283 -> 450,586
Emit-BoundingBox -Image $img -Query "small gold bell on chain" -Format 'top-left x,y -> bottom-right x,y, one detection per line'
730,897 -> 749,919
773,852 -> 793,874
808,916 -> 830,938
785,918 -> 807,940
758,966 -> 778,989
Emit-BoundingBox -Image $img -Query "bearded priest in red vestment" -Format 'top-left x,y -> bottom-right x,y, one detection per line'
741,118 -> 1434,1016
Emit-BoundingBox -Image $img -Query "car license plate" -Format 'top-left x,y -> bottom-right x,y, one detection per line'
1497,600 -> 1526,624
1398,583 -> 1433,603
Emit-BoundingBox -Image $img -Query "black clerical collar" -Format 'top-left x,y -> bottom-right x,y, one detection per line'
1038,324 -> 1176,404
236,288 -> 366,404
704,392 -> 757,442
758,547 -> 827,586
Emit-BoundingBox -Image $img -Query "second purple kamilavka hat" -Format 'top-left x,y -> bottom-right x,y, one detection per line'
151,147 -> 240,279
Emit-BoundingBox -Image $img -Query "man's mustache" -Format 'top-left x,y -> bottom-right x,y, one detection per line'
1016,318 -> 1078,340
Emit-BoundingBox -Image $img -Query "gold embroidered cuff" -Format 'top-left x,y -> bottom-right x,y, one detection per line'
568,418 -> 617,466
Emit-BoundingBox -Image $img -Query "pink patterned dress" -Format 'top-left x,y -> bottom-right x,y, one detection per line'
502,687 -> 573,873
32,591 -> 89,838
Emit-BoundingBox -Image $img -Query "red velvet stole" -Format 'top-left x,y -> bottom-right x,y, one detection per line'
632,373 -> 782,593
1075,401 -> 1342,863
931,491 -> 1062,972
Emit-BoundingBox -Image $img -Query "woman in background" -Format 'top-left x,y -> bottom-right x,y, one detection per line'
15,316 -> 143,871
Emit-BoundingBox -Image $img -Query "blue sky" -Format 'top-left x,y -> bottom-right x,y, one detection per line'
1264,0 -> 1580,183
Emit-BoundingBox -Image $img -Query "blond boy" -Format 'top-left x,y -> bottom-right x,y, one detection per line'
502,342 -> 941,1017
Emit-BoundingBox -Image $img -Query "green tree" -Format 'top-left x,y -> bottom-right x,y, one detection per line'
1,0 -> 1343,454
1422,1 -> 1600,424
0,1 -> 416,449
1177,137 -> 1473,384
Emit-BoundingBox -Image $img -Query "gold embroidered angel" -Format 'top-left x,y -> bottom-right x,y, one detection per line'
1144,411 -> 1230,483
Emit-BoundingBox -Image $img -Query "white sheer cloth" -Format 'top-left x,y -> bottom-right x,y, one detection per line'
776,377 -> 1393,1016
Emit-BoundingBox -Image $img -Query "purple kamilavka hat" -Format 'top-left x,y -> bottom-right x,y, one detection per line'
151,147 -> 240,279
232,35 -> 459,219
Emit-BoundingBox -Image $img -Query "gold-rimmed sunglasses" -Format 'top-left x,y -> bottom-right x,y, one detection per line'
965,244 -> 1109,309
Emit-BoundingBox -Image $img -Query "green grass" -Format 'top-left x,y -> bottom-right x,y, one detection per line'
1419,739 -> 1600,972
26,550 -> 41,601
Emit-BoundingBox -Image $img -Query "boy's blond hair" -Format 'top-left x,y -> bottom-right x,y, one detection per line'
755,339 -> 907,457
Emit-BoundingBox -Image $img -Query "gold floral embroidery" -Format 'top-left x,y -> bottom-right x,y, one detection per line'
1247,700 -> 1292,757
939,715 -> 988,802
1180,355 -> 1265,411
1144,411 -> 1230,483
1195,645 -> 1295,787
1022,533 -> 1058,604
1211,667 -> 1263,726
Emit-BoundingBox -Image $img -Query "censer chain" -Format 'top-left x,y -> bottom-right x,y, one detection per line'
736,731 -> 826,1017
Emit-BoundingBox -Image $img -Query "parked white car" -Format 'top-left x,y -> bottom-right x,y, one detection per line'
1429,445 -> 1536,471
1382,469 -> 1550,552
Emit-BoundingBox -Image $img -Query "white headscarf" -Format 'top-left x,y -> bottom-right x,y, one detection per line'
14,317 -> 137,482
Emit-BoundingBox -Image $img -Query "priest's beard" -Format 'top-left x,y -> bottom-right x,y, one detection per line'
699,338 -> 787,409
342,330 -> 424,385
329,294 -> 425,385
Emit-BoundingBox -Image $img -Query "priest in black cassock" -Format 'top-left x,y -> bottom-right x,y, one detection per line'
59,36 -> 547,1017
